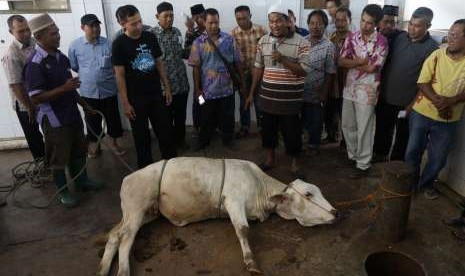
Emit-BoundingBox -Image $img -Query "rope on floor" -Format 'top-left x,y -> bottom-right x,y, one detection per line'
0,109 -> 135,209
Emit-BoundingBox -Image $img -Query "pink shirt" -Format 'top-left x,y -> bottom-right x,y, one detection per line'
340,30 -> 388,105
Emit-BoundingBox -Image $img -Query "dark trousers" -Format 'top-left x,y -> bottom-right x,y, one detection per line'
15,103 -> 45,160
374,100 -> 409,160
169,94 -> 188,145
324,97 -> 342,141
130,99 -> 177,169
192,95 -> 201,129
199,94 -> 235,146
261,111 -> 302,157
303,102 -> 324,147
81,96 -> 123,142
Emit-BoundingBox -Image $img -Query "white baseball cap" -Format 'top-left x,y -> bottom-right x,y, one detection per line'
267,3 -> 288,17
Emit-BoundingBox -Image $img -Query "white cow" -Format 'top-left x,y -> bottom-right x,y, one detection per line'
99,157 -> 338,275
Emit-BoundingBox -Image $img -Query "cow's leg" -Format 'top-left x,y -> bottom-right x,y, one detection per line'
116,211 -> 145,276
99,221 -> 123,276
225,202 -> 263,274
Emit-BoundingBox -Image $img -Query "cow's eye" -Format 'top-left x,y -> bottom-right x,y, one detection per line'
305,192 -> 313,198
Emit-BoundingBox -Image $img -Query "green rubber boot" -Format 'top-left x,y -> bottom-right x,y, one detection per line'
70,157 -> 104,192
53,170 -> 78,207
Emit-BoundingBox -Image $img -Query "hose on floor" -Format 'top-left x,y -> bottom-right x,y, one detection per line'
0,109 -> 134,209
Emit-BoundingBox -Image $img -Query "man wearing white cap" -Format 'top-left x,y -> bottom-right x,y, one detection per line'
24,13 -> 103,207
245,3 -> 310,178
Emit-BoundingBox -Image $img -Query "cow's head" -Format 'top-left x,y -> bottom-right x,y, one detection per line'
270,179 -> 338,226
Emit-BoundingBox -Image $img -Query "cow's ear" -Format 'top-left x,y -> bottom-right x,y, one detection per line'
269,193 -> 290,205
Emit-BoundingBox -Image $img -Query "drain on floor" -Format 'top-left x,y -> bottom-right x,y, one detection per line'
365,251 -> 425,276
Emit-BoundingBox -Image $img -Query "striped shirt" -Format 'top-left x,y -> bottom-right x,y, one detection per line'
255,33 -> 310,115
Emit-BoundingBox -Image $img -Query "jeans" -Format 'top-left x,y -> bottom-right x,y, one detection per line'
405,111 -> 458,191
303,102 -> 324,148
238,71 -> 262,128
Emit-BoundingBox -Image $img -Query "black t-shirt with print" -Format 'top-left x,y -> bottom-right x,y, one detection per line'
112,31 -> 162,107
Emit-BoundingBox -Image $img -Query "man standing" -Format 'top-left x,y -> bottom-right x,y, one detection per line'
231,5 -> 267,137
378,5 -> 402,45
405,19 -> 465,199
303,10 -> 336,156
68,14 -> 125,158
245,4 -> 310,177
326,7 -> 352,145
1,15 -> 45,161
24,14 -> 102,207
339,4 -> 388,178
112,5 -> 176,169
325,0 -> 356,37
374,7 -> 438,162
184,4 -> 206,138
288,9 -> 309,37
188,8 -> 243,150
152,2 -> 190,149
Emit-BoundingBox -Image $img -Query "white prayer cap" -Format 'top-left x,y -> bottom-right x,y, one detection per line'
267,3 -> 288,17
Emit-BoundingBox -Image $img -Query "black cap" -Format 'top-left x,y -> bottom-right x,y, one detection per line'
81,14 -> 101,25
190,4 -> 205,16
383,5 -> 399,16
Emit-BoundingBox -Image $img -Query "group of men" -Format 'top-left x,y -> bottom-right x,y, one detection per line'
2,1 -> 465,238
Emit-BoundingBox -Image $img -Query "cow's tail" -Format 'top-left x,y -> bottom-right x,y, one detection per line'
98,220 -> 123,276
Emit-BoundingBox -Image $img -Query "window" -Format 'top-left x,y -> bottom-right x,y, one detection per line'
0,0 -> 71,13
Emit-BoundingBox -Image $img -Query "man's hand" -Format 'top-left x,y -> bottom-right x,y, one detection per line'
195,88 -> 203,99
164,87 -> 172,106
356,58 -> 369,66
244,94 -> 254,110
62,77 -> 80,92
436,96 -> 457,111
239,84 -> 248,97
438,106 -> 453,120
271,50 -> 283,63
123,102 -> 136,120
83,105 -> 97,116
26,104 -> 37,124
185,17 -> 195,32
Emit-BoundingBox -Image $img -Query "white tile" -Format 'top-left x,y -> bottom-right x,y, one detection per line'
0,124 -> 14,138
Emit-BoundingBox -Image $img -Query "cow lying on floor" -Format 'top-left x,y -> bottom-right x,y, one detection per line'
99,157 -> 339,275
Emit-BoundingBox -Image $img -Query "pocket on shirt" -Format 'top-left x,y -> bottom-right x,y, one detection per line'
101,55 -> 112,69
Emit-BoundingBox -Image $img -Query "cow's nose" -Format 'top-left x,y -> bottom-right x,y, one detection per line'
331,209 -> 341,220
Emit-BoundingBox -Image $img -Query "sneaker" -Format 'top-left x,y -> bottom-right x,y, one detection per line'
59,190 -> 79,207
424,188 -> 439,200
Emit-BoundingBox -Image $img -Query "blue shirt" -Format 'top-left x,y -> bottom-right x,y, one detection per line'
24,44 -> 82,127
68,36 -> 118,99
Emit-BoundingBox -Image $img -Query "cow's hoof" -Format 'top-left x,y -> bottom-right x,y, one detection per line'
246,261 -> 263,274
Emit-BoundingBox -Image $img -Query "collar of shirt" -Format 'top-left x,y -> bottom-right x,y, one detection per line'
235,24 -> 258,34
81,36 -> 104,45
154,23 -> 175,34
407,31 -> 431,43
35,43 -> 60,60
13,38 -> 33,49
355,30 -> 378,44
307,36 -> 325,47
201,29 -> 228,42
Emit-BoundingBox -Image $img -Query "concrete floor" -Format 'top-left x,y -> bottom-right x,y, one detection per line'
0,128 -> 464,276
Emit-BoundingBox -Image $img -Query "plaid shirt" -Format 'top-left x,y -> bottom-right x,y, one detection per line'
231,23 -> 267,70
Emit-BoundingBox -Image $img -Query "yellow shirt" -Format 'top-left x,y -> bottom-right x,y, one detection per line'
414,48 -> 465,122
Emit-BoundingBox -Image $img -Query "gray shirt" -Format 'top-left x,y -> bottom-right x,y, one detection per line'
381,31 -> 438,107
1,38 -> 35,111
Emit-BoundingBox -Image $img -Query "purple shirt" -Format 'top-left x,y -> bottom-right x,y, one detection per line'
24,44 -> 82,127
188,31 -> 241,100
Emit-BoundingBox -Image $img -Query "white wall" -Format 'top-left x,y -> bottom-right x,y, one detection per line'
404,0 -> 464,30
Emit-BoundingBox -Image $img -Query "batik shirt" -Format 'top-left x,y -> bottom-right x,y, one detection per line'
340,30 -> 388,105
188,30 -> 241,100
152,25 -> 189,95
